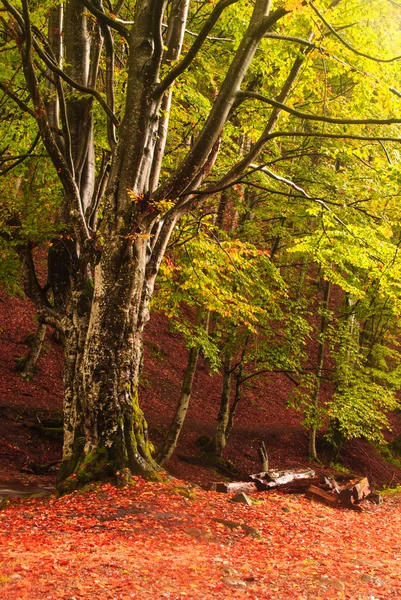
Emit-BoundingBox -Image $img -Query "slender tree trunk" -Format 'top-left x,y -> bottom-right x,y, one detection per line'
225,354 -> 245,441
158,307 -> 210,466
158,307 -> 209,465
213,351 -> 233,457
309,279 -> 331,460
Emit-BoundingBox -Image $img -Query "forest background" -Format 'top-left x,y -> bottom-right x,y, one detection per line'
2,0 -> 401,490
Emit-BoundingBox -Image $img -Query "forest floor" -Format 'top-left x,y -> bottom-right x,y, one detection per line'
1,287 -> 401,598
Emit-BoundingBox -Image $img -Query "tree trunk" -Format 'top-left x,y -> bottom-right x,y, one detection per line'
58,233 -> 164,491
213,351 -> 233,457
309,279 -> 331,460
225,359 -> 244,442
158,307 -> 209,466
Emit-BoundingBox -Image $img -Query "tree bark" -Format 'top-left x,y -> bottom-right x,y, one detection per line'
59,236 -> 161,489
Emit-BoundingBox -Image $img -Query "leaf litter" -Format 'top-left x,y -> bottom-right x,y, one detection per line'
1,476 -> 401,599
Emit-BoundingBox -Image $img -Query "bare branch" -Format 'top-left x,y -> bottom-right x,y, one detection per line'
149,0 -> 190,192
1,0 -> 24,30
4,2 -> 118,128
17,244 -> 65,333
265,131 -> 401,143
98,20 -> 117,150
248,162 -> 346,226
264,32 -> 316,47
378,140 -> 392,165
154,3 -> 288,204
12,1 -> 90,244
153,0 -> 167,64
185,28 -> 232,42
32,36 -> 119,127
180,42 -> 312,206
54,72 -> 75,176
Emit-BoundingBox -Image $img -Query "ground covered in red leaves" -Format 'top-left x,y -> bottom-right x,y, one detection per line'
1,477 -> 401,599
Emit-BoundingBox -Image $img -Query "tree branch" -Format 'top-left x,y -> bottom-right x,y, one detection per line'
152,0 -> 167,64
97,14 -> 117,149
149,0 -> 190,192
154,2 -> 288,203
177,41 -> 311,208
17,243 -> 65,332
155,0 -> 239,97
1,0 -> 24,31
264,131 -> 401,143
248,162 -> 346,226
54,72 -> 75,176
82,0 -> 129,40
0,81 -> 35,117
2,1 -> 119,127
15,0 -> 90,245
309,1 -> 401,63
0,132 -> 40,175
32,35 -> 119,127
264,32 -> 316,47
184,29 -> 232,42
237,91 -> 401,126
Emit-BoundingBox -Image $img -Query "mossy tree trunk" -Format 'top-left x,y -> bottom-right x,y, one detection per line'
59,233 -> 166,490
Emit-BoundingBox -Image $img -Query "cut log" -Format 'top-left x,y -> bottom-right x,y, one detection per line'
365,492 -> 383,505
209,481 -> 258,493
338,477 -> 371,509
276,477 -> 322,494
306,485 -> 339,507
319,476 -> 341,493
210,470 -> 374,512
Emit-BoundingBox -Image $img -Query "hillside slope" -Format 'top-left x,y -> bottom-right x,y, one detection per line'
1,288 -> 401,489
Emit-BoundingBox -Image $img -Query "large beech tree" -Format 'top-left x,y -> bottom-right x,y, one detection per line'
2,0 -> 401,486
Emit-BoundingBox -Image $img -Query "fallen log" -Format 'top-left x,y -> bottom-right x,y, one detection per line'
306,485 -> 339,507
274,477 -> 322,494
210,469 -> 380,511
209,481 -> 258,493
250,469 -> 316,490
